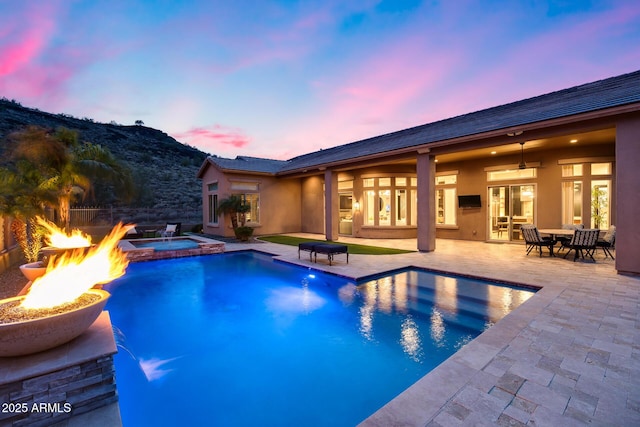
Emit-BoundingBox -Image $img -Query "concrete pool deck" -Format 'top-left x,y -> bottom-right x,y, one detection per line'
224,235 -> 640,426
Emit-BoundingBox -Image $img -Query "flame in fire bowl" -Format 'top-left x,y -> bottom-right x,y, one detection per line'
1,219 -> 129,357
0,289 -> 110,357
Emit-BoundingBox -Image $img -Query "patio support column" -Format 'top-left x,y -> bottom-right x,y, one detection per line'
417,150 -> 436,251
615,114 -> 640,275
324,169 -> 339,241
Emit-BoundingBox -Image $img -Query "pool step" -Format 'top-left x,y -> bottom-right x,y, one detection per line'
409,288 -> 509,323
356,285 -> 497,333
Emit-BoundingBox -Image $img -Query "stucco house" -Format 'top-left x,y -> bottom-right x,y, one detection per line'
198,70 -> 640,275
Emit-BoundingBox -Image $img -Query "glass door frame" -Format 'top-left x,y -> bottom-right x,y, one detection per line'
487,184 -> 537,242
338,192 -> 354,236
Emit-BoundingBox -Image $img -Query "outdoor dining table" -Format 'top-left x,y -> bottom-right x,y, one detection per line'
538,228 -> 575,240
538,228 -> 575,257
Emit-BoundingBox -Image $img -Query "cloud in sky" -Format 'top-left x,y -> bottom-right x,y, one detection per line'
173,125 -> 251,155
0,1 -> 63,97
1,1 -> 639,159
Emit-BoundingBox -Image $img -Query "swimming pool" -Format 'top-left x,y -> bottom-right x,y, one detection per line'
105,251 -> 535,426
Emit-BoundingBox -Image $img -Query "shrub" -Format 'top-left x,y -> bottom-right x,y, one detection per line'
234,226 -> 254,242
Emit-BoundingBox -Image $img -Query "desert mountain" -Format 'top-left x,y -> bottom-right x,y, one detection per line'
0,98 -> 209,220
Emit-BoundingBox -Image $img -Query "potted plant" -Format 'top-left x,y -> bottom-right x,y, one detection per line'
233,226 -> 254,241
13,218 -> 47,280
216,195 -> 254,241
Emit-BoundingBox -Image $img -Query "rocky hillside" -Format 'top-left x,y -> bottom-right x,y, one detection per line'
0,98 -> 209,222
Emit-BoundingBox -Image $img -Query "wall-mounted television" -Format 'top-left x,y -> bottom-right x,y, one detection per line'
458,194 -> 481,208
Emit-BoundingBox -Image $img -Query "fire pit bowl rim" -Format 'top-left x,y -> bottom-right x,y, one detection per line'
0,289 -> 110,357
0,289 -> 110,326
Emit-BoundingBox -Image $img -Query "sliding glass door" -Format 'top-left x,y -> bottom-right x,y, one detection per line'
488,184 -> 536,241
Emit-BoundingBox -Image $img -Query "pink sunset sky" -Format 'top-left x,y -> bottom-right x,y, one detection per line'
1,1 -> 639,160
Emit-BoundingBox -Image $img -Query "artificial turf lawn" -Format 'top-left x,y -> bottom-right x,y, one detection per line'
258,235 -> 415,255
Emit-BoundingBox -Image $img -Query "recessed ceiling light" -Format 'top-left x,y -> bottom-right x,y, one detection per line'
491,151 -> 497,155
570,139 -> 578,143
434,159 -> 438,163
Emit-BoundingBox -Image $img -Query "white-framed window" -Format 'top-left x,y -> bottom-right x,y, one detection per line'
487,168 -> 536,181
561,181 -> 582,226
591,162 -> 612,176
238,193 -> 260,224
591,180 -> 610,229
207,181 -> 219,224
208,194 -> 218,224
436,173 -> 457,226
362,176 -> 417,226
562,164 -> 583,177
559,160 -> 613,228
231,181 -> 259,191
396,189 -> 407,225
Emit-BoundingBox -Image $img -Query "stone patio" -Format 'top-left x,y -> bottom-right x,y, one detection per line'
226,234 -> 640,426
4,235 -> 635,426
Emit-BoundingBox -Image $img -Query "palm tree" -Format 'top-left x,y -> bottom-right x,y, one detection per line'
216,194 -> 255,241
216,194 -> 251,229
8,126 -> 134,231
0,159 -> 53,262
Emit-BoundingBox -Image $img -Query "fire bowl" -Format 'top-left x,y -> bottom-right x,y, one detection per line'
41,245 -> 94,265
19,261 -> 47,281
0,289 -> 110,357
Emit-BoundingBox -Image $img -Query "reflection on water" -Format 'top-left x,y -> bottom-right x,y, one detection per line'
377,276 -> 393,313
354,269 -> 536,361
430,309 -> 445,346
359,305 -> 374,341
265,282 -> 326,315
400,316 -> 422,362
338,283 -> 357,304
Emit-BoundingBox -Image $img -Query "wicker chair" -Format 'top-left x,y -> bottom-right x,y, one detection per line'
563,228 -> 600,262
521,224 -> 556,257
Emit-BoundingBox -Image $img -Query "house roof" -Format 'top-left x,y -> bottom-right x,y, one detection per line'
198,70 -> 640,178
279,70 -> 640,173
198,155 -> 289,177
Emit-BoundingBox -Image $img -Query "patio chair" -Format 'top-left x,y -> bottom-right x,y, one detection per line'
557,224 -> 584,253
159,222 -> 181,240
596,225 -> 616,259
563,228 -> 600,262
521,224 -> 556,257
123,226 -> 143,239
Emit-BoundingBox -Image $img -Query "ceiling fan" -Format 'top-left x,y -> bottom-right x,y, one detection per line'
518,142 -> 527,169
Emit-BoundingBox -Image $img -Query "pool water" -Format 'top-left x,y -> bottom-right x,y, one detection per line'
131,238 -> 200,251
104,251 -> 535,427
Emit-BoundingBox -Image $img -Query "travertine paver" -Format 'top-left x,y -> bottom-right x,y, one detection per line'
224,235 -> 640,426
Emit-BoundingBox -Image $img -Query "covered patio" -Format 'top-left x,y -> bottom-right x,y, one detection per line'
225,235 -> 639,426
